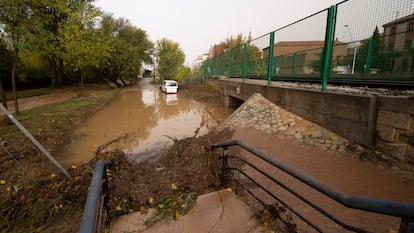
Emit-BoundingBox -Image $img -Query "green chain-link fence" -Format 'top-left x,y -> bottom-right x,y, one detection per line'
203,0 -> 414,91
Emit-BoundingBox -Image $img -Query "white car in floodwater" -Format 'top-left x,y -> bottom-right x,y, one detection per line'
161,80 -> 178,94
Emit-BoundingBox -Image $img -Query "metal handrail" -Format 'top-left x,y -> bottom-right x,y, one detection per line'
211,139 -> 414,233
79,160 -> 112,233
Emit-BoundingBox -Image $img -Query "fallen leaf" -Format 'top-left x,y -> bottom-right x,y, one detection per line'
116,205 -> 122,211
71,165 -> 78,169
175,211 -> 181,219
0,180 -> 6,185
226,187 -> 232,192
50,173 -> 57,178
171,184 -> 178,190
149,197 -> 154,204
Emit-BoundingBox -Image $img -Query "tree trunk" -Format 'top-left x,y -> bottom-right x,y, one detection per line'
11,47 -> 19,114
0,76 -> 7,109
57,59 -> 63,88
50,60 -> 57,88
80,69 -> 84,96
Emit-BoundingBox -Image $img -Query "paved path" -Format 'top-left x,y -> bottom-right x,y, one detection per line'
219,93 -> 414,232
4,86 -> 107,113
111,189 -> 268,233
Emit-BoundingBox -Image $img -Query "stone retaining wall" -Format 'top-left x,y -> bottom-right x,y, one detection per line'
376,97 -> 414,163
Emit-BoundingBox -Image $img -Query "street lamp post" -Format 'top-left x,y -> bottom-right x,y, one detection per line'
344,25 -> 358,74
351,44 -> 357,74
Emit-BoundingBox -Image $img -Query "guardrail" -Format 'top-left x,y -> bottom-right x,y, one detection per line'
211,140 -> 414,233
79,160 -> 112,233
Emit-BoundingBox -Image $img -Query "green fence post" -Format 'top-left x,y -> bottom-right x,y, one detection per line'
210,57 -> 214,78
212,57 -> 215,79
267,31 -> 275,86
203,61 -> 206,79
321,5 -> 337,92
210,57 -> 216,79
218,56 -> 221,79
242,43 -> 247,83
227,50 -> 231,80
293,52 -> 297,75
365,37 -> 374,74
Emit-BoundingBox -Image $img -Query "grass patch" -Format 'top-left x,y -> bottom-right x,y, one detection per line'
5,88 -> 53,101
15,94 -> 110,122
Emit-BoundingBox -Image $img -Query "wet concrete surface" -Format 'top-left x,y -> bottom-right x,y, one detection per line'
111,189 -> 267,233
59,78 -> 217,166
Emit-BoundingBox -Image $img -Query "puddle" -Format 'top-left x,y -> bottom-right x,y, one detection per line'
59,79 -> 217,166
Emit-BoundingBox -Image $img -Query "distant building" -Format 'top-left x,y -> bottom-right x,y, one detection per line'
262,40 -> 347,74
195,53 -> 209,69
383,13 -> 414,72
196,54 -> 209,63
209,43 -> 227,58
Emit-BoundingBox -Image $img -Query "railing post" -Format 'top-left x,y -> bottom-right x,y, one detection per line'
267,31 -> 275,86
365,37 -> 374,74
221,146 -> 229,186
321,5 -> 337,92
79,160 -> 112,233
399,217 -> 414,233
242,43 -> 247,83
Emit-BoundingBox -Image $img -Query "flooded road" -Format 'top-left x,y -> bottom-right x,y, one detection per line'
59,78 -> 217,166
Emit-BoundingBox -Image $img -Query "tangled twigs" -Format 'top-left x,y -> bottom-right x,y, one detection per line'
96,134 -> 128,155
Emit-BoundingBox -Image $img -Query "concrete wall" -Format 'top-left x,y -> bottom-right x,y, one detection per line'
212,80 -> 413,164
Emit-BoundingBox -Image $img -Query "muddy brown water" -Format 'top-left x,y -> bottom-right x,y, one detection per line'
59,79 -> 225,166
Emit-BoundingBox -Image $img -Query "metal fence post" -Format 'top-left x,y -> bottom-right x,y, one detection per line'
365,37 -> 374,74
321,5 -> 337,92
227,50 -> 231,80
242,43 -> 247,83
273,56 -> 278,77
217,56 -> 221,79
214,57 -> 218,79
293,52 -> 297,75
208,59 -> 212,80
267,31 -> 275,86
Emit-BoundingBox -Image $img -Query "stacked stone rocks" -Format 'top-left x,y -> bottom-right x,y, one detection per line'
376,97 -> 414,165
222,93 -> 348,153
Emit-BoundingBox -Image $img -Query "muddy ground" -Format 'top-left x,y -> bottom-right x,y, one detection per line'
0,83 -> 234,233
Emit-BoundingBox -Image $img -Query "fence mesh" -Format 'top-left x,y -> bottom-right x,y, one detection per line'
335,0 -> 414,75
203,0 -> 414,83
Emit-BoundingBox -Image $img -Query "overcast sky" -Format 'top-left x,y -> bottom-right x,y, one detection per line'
93,0 -> 345,66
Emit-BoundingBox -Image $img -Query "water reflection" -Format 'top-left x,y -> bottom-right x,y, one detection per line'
164,94 -> 178,106
59,79 -> 216,166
